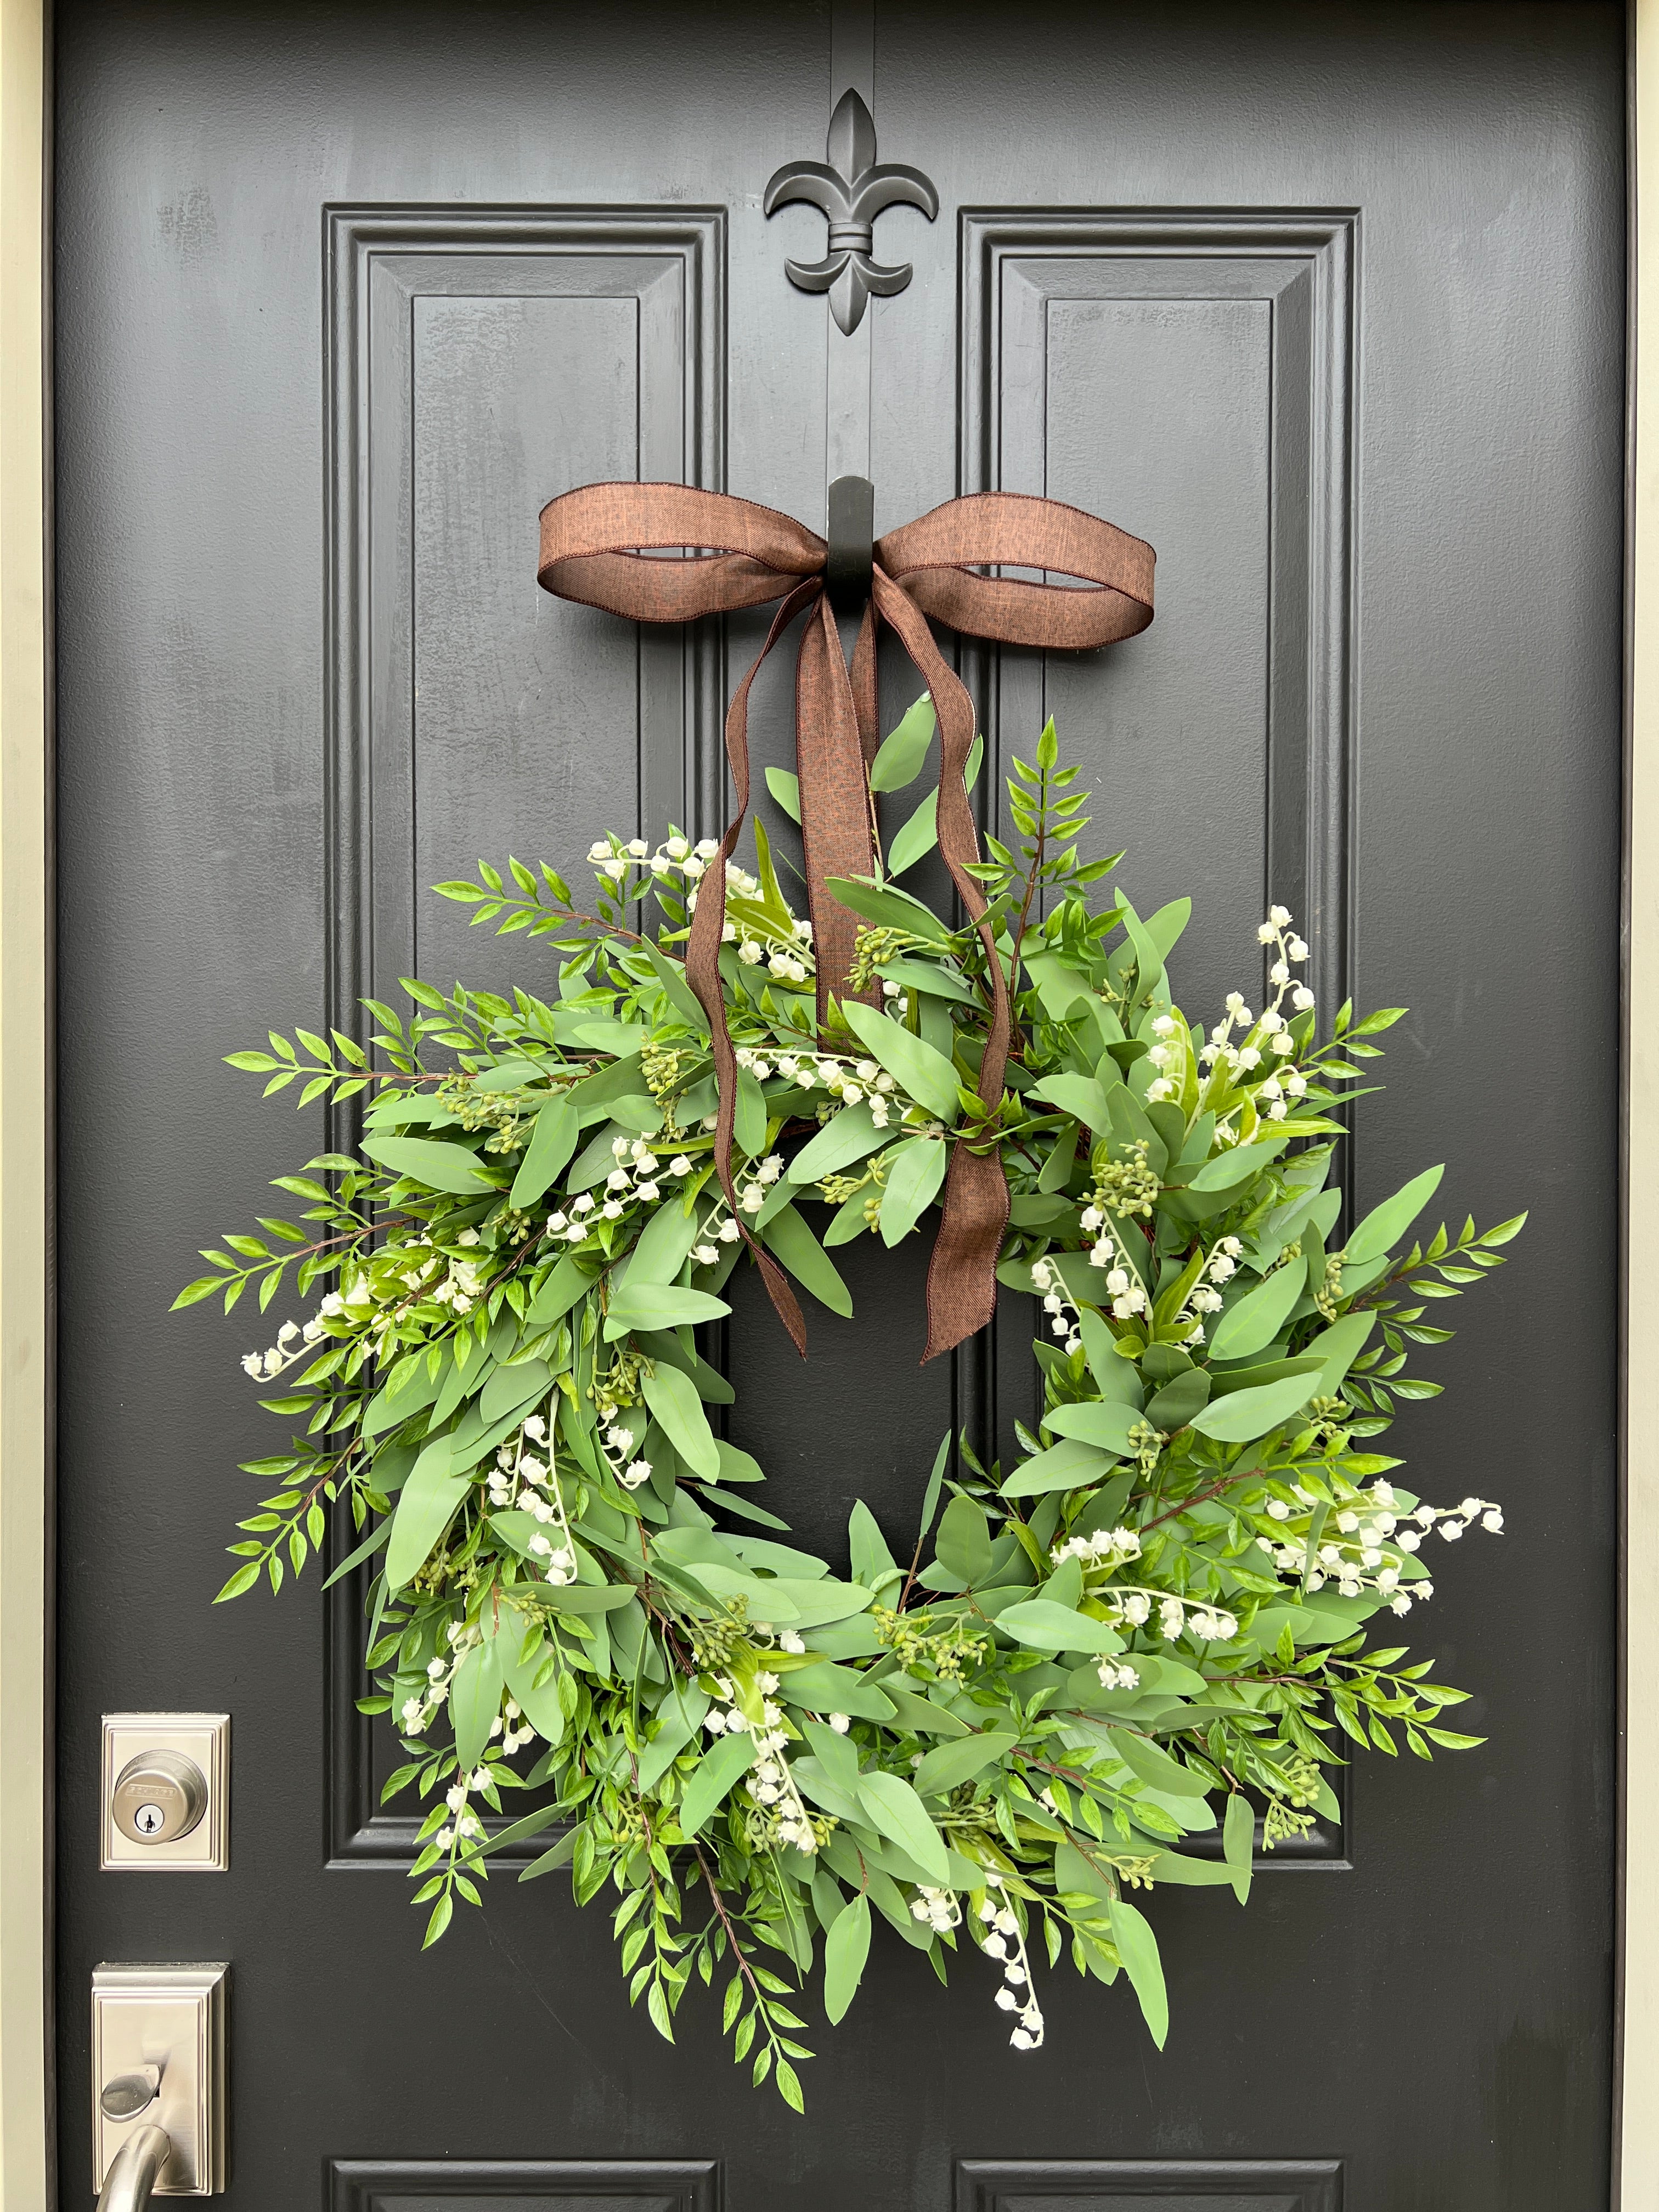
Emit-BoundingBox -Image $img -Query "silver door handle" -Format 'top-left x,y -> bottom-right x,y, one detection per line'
95,2126 -> 172,2212
92,1965 -> 227,2196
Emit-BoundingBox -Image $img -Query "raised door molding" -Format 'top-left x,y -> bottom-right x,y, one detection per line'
954,215 -> 1357,1867
321,204 -> 724,1866
958,209 -> 1355,1024
956,2158 -> 1344,2211
331,2160 -> 721,2212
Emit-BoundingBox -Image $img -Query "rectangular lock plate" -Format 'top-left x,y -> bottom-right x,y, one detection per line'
101,1714 -> 229,1871
91,1963 -> 228,2195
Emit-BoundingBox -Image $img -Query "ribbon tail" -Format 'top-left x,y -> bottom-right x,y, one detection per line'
797,591 -> 880,1025
686,580 -> 820,1357
870,568 -> 1012,1363
924,1144 -> 1008,1358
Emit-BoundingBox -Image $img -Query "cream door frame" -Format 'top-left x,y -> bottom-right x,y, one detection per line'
1621,7 -> 1659,2204
0,2 -> 1652,2205
0,0 -> 47,2204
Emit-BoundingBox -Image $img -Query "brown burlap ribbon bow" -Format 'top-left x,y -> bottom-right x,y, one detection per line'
537,483 -> 1154,1361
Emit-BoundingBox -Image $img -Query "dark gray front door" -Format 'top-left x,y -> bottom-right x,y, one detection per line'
54,4 -> 1622,2208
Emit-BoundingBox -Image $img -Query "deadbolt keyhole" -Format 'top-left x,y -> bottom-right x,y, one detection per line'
111,1750 -> 206,1846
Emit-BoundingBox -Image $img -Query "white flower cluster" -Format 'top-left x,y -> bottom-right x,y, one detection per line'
978,1875 -> 1045,2049
546,1139 -> 695,1245
1071,1216 -> 1156,1325
1052,1525 -> 1142,1569
586,831 -> 721,885
734,1151 -> 785,1216
400,1616 -> 538,1753
602,1415 -> 653,1492
241,1316 -> 313,1379
733,916 -> 815,983
1195,907 -> 1314,1122
1256,1479 -> 1503,1612
1029,1258 -> 1084,1353
435,1756 -> 490,1851
1142,1010 -> 1185,1107
1167,1234 -> 1245,1343
485,1410 -> 579,1586
911,1883 -> 962,1935
1095,1660 -> 1141,1691
734,1045 -> 899,1129
691,1190 -> 744,1266
1109,1589 -> 1239,1646
705,1673 -> 819,1853
428,1256 -> 483,1314
240,1254 -> 420,1377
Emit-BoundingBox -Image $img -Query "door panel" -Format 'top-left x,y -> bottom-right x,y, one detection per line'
54,5 -> 1622,2210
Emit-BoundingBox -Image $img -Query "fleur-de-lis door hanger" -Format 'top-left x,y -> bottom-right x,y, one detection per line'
764,87 -> 939,335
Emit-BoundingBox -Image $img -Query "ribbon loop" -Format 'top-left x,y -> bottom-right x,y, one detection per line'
537,479 -> 1154,1363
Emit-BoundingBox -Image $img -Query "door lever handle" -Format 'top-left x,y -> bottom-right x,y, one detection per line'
95,2125 -> 172,2212
91,1964 -> 227,2195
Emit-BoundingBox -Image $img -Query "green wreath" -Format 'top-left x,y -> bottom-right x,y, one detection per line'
178,708 -> 1521,2107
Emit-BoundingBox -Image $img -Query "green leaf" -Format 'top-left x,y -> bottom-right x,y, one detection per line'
1109,1897 -> 1169,2047
877,1136 -> 950,1244
848,1500 -> 899,1588
212,1561 -> 261,1602
885,735 -> 985,875
636,937 -> 710,1034
540,1581 -> 640,1615
628,1192 -> 704,1286
481,1357 -> 550,1424
777,1661 -> 896,1722
1223,1791 -> 1255,1904
787,1101 -> 888,1186
1304,1310 -> 1379,1394
384,1436 -> 472,1593
912,1730 -> 1019,1798
822,1893 -> 872,2024
603,1283 -> 732,1340
1207,1252 -> 1308,1361
1112,1729 -> 1207,1797
510,1094 -> 579,1209
765,765 -> 802,822
759,1201 -> 854,1317
518,1829 -> 580,1882
822,875 -> 951,944
1077,1311 -> 1144,1407
678,1729 -> 758,1835
1189,1369 -> 1320,1443
526,1252 -> 598,1328
842,1001 -> 961,1124
856,1770 -> 950,1884
735,1065 -> 768,1159
995,1598 -> 1124,1656
1042,1399 -> 1140,1455
320,1517 -> 391,1590
361,1135 -> 500,1194
918,1431 -> 951,1541
868,692 -> 936,792
1026,1071 -> 1113,1131
934,1493 -> 993,1585
641,1364 -> 721,1479
1001,1436 -> 1115,1497
1186,1138 -> 1287,1192
449,1639 -> 502,1772
1344,1164 -> 1445,1269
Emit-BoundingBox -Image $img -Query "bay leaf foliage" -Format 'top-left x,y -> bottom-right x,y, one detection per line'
178,708 -> 1520,2106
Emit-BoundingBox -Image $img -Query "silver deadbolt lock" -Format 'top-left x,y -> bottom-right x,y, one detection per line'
101,1717 -> 229,1871
112,1752 -> 206,1847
